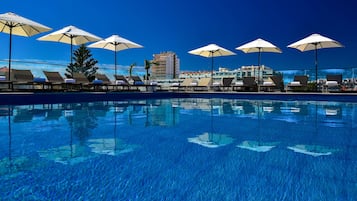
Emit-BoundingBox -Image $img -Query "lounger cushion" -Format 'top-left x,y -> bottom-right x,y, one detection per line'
190,82 -> 198,86
33,77 -> 46,83
115,80 -> 127,85
65,78 -> 76,83
235,81 -> 244,86
325,81 -> 338,87
289,81 -> 301,86
212,82 -> 221,86
263,81 -> 275,86
92,79 -> 103,85
171,83 -> 180,86
134,81 -> 145,85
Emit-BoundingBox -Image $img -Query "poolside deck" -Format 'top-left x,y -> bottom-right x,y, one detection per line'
1,91 -> 357,105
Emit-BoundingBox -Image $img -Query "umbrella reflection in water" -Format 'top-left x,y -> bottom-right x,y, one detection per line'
236,101 -> 279,152
38,106 -> 95,165
287,103 -> 339,157
0,106 -> 38,177
87,103 -> 138,156
287,144 -> 335,157
187,99 -> 234,148
237,140 -> 278,153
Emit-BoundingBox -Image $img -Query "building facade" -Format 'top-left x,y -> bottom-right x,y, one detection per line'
180,65 -> 275,82
151,52 -> 180,79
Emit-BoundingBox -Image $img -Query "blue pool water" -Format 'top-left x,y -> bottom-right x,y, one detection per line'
0,98 -> 356,200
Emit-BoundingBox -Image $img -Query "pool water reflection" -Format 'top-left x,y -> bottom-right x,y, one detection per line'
0,98 -> 356,200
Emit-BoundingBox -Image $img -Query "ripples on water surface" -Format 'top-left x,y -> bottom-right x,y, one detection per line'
0,98 -> 356,200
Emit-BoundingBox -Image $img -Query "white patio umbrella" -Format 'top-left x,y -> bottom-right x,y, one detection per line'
236,38 -> 282,83
37,25 -> 102,70
88,34 -> 143,76
188,44 -> 236,78
287,33 -> 343,89
0,12 -> 52,81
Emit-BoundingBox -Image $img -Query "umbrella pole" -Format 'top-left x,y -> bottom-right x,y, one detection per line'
258,48 -> 261,81
258,49 -> 262,91
211,56 -> 214,79
258,48 -> 262,87
70,36 -> 73,77
8,27 -> 13,82
114,50 -> 117,77
315,44 -> 318,91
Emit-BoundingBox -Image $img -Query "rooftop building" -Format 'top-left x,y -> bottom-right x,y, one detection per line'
151,52 -> 180,80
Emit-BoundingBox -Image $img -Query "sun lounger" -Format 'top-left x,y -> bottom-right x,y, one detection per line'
72,72 -> 108,91
261,75 -> 284,92
194,78 -> 212,91
12,69 -> 49,91
178,78 -> 197,91
233,77 -> 258,91
94,73 -> 116,91
114,75 -> 129,85
113,75 -> 131,91
287,75 -> 308,91
167,80 -> 180,91
130,75 -> 145,85
44,71 -> 86,91
72,72 -> 90,84
95,73 -> 112,84
220,77 -> 234,91
43,71 -> 67,91
129,76 -> 160,92
323,74 -> 342,92
244,77 -> 258,91
0,72 -> 13,90
232,79 -> 244,91
211,79 -> 221,91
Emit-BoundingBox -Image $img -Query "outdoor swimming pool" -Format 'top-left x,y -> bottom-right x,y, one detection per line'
0,98 -> 356,200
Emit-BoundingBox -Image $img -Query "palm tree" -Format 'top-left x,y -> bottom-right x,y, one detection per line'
65,44 -> 98,81
144,60 -> 159,81
129,63 -> 136,77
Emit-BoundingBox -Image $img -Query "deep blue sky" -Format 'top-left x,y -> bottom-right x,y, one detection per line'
1,0 -> 357,75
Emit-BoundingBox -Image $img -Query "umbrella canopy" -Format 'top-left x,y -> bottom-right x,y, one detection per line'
236,38 -> 282,54
37,25 -> 101,65
236,38 -> 282,84
0,12 -> 52,81
287,33 -> 343,90
188,43 -> 236,77
88,34 -> 143,76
